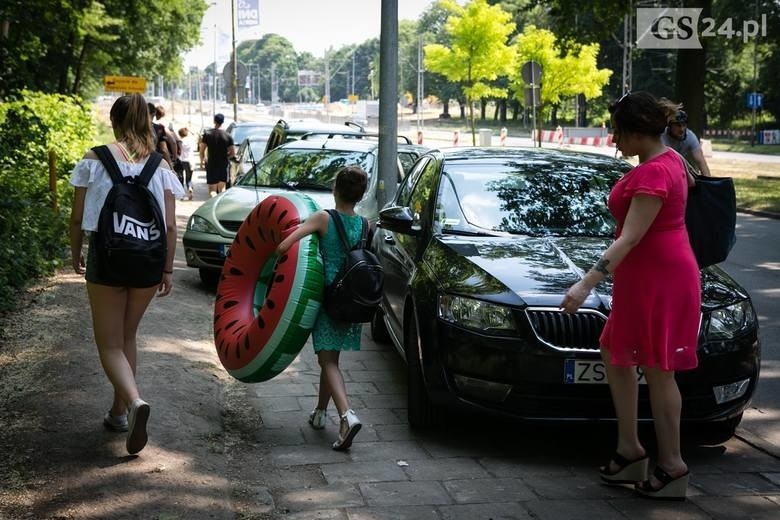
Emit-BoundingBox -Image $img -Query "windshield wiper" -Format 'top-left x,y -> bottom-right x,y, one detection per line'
442,229 -> 499,237
290,180 -> 331,191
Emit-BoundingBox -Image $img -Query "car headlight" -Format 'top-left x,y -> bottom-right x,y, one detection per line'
706,300 -> 756,341
438,294 -> 516,334
188,215 -> 219,234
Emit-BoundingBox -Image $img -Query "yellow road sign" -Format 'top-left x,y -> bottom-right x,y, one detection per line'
103,76 -> 146,93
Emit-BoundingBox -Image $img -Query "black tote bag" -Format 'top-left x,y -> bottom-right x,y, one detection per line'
685,174 -> 737,269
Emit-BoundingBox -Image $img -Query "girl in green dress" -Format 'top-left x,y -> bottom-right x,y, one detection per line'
277,166 -> 367,450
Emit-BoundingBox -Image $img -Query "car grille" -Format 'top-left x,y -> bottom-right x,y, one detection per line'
525,308 -> 607,352
219,220 -> 243,232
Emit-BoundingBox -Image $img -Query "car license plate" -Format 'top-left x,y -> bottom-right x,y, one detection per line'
220,244 -> 231,257
564,359 -> 646,384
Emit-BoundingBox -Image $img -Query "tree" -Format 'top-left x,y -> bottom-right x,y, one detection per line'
425,0 -> 516,144
0,0 -> 206,98
511,26 -> 612,126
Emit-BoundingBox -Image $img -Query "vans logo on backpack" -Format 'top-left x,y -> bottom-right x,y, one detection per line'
113,213 -> 161,241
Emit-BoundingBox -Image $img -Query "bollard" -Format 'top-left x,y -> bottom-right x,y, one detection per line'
500,127 -> 507,146
417,130 -> 423,145
453,130 -> 459,146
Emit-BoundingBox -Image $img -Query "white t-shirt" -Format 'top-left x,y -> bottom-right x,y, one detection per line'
70,157 -> 185,232
179,135 -> 196,162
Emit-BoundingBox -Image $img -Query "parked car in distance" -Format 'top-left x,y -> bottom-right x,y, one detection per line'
372,147 -> 760,441
263,118 -> 367,154
226,122 -> 275,184
183,134 -> 429,286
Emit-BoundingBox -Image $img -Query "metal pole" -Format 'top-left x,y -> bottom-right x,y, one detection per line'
750,0 -> 758,146
378,0 -> 398,208
231,0 -> 238,123
213,21 -> 218,117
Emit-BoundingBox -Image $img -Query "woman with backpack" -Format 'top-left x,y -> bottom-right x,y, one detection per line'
68,94 -> 184,455
276,166 -> 367,451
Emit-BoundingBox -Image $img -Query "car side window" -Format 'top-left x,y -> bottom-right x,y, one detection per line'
407,158 -> 440,228
395,157 -> 429,206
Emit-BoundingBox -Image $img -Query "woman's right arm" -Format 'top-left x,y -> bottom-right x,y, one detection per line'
69,187 -> 87,274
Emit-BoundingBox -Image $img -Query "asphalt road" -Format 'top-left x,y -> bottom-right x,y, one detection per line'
722,213 -> 780,455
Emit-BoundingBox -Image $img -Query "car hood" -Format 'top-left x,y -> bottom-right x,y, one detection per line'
194,186 -> 336,233
427,235 -> 745,310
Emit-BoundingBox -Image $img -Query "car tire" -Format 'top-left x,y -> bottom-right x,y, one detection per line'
370,308 -> 390,344
689,412 -> 743,445
405,313 -> 443,429
199,268 -> 220,289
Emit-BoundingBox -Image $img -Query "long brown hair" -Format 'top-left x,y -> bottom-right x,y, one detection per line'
109,94 -> 156,157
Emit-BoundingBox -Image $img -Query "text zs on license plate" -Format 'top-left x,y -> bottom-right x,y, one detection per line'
564,359 -> 646,384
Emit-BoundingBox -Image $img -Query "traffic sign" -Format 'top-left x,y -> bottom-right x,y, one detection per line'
103,76 -> 146,93
521,61 -> 542,85
747,92 -> 763,109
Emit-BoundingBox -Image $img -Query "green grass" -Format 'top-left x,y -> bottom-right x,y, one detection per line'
734,177 -> 780,214
711,140 -> 780,155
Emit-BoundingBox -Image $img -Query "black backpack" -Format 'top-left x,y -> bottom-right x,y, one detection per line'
323,209 -> 384,323
92,145 -> 166,287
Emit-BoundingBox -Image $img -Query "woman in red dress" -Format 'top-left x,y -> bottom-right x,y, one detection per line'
560,91 -> 700,500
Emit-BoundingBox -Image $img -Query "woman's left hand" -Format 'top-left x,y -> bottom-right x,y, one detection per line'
560,281 -> 590,314
157,272 -> 173,297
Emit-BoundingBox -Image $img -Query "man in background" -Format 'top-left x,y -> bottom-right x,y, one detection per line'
661,110 -> 711,176
199,113 -> 236,197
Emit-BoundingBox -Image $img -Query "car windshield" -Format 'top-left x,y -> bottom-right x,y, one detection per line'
437,156 -> 629,237
238,148 -> 374,189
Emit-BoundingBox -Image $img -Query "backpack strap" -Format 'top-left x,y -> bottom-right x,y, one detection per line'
325,209 -> 351,252
358,217 -> 369,248
91,145 -> 124,185
137,152 -> 164,187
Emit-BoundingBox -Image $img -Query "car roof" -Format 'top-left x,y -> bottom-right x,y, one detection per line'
433,146 -> 632,166
275,136 -> 381,153
274,118 -> 366,136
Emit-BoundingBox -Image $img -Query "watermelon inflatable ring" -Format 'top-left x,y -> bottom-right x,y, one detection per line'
214,193 -> 324,382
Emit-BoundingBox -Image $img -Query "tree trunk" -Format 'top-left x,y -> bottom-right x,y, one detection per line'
58,30 -> 76,94
674,0 -> 711,139
499,99 -> 507,123
441,98 -> 451,118
71,37 -> 90,95
459,98 -> 466,119
480,98 -> 486,120
551,104 -> 559,127
511,99 -> 519,121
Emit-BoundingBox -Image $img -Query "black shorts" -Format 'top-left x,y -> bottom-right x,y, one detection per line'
206,164 -> 228,184
84,233 -> 160,288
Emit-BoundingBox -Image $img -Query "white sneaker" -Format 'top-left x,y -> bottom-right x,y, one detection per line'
126,399 -> 150,455
332,409 -> 361,451
103,410 -> 128,432
308,409 -> 327,430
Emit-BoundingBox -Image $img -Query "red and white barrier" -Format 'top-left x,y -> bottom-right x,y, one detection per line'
417,130 -> 423,145
453,130 -> 459,146
537,129 -> 615,147
500,127 -> 507,146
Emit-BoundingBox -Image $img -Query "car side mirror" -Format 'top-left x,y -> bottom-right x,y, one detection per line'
378,206 -> 418,236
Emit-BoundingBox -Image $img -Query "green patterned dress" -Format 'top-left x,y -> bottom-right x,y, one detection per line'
312,211 -> 364,352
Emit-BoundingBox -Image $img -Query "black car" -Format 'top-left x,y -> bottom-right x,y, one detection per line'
372,147 -> 760,439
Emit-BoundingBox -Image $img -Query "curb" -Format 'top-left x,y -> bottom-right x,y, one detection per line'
738,207 -> 780,219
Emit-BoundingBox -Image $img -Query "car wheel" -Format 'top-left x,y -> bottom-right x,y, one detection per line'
199,268 -> 220,288
690,412 -> 743,445
370,308 -> 390,344
405,313 -> 443,429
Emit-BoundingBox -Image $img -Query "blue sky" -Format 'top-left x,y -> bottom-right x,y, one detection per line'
184,0 -> 436,69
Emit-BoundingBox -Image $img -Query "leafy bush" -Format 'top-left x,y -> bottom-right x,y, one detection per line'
0,90 -> 95,309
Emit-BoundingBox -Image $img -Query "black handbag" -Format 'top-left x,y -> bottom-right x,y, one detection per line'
685,173 -> 737,269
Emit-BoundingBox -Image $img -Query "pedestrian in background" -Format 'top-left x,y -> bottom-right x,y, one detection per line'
661,110 -> 711,176
68,94 -> 184,454
177,127 -> 195,201
148,103 -> 179,169
560,91 -> 700,500
276,166 -> 366,451
199,113 -> 235,197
